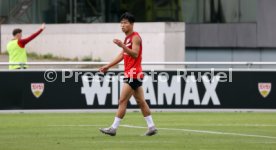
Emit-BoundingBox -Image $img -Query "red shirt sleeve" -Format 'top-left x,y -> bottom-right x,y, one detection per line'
18,29 -> 43,48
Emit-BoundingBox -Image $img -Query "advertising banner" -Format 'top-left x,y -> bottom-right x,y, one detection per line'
0,70 -> 275,109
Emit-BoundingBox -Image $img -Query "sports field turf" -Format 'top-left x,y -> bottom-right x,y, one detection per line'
0,112 -> 276,150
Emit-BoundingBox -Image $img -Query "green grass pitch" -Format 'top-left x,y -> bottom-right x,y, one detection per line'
0,112 -> 276,150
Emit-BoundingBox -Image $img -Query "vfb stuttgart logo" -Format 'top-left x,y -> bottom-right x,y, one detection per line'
31,83 -> 45,98
258,83 -> 272,98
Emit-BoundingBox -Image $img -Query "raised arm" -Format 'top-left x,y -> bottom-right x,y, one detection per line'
99,51 -> 124,73
18,23 -> 45,48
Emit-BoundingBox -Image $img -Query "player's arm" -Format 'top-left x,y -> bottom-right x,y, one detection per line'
99,51 -> 123,73
114,35 -> 140,58
18,23 -> 45,48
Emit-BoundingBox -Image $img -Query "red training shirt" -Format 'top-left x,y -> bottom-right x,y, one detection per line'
123,32 -> 144,79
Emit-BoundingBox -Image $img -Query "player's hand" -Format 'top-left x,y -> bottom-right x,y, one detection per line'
113,39 -> 124,48
41,23 -> 46,30
99,65 -> 109,73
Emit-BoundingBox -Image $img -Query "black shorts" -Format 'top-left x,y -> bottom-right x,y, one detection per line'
124,78 -> 143,90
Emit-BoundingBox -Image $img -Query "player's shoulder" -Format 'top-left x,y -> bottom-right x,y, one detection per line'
132,32 -> 142,41
133,32 -> 141,37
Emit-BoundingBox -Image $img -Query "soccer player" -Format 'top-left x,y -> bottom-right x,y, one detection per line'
99,12 -> 157,136
7,23 -> 46,70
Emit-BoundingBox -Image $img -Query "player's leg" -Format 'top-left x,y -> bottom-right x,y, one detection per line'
133,86 -> 157,136
133,86 -> 150,117
99,83 -> 134,136
115,83 -> 134,119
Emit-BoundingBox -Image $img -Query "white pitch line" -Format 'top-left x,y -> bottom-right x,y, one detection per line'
173,123 -> 276,127
48,125 -> 104,127
248,141 -> 276,144
120,125 -> 276,139
47,124 -> 276,139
